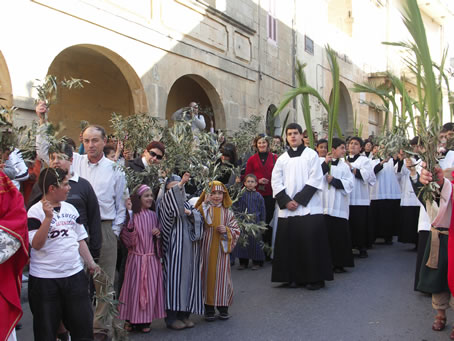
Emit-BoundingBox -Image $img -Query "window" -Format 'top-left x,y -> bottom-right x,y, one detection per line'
267,0 -> 277,43
304,35 -> 314,55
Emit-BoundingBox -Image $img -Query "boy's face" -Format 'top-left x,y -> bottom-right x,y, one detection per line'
332,144 -> 346,159
50,175 -> 71,202
210,190 -> 224,206
286,129 -> 303,148
49,153 -> 72,172
317,143 -> 328,157
348,140 -> 361,155
105,150 -> 116,161
244,177 -> 257,190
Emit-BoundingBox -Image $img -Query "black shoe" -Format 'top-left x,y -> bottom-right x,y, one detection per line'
333,266 -> 346,273
204,313 -> 216,322
306,281 -> 325,290
384,240 -> 393,245
359,250 -> 368,258
218,312 -> 231,320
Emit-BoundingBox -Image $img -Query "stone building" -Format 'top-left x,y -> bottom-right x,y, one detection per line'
0,0 -> 453,141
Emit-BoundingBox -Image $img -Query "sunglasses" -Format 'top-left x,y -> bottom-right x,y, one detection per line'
149,151 -> 163,160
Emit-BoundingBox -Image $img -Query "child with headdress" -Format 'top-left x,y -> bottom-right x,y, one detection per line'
195,181 -> 240,321
119,184 -> 165,333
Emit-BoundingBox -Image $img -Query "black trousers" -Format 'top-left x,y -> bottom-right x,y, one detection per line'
28,270 -> 94,341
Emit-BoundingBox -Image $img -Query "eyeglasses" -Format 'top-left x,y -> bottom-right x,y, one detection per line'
150,151 -> 163,160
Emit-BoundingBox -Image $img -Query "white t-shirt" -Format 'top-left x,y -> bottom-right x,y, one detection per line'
28,201 -> 88,278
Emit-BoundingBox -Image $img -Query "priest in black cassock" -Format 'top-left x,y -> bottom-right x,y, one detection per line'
271,123 -> 333,290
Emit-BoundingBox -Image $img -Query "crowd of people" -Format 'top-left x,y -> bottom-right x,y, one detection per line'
2,99 -> 454,340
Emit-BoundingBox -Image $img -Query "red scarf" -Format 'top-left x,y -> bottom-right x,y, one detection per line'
0,171 -> 29,341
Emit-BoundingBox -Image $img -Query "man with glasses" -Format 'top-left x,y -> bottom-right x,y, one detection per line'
126,141 -> 165,185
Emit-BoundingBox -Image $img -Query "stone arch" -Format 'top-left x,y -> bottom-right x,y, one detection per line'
330,81 -> 353,136
165,74 -> 225,130
0,51 -> 13,107
47,44 -> 147,141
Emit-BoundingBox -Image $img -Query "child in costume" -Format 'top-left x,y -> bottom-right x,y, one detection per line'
232,174 -> 266,270
119,185 -> 165,333
195,181 -> 240,321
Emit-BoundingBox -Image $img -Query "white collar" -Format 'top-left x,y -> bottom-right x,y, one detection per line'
69,172 -> 79,183
142,156 -> 149,168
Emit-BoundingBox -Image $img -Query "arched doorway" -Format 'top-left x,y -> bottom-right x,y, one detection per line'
165,75 -> 225,130
47,44 -> 147,141
329,82 -> 353,136
0,51 -> 13,107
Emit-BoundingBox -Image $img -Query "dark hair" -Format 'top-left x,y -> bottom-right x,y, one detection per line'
349,136 -> 364,147
38,167 -> 68,194
442,122 -> 454,132
364,139 -> 373,146
82,125 -> 107,139
63,137 -> 76,151
146,141 -> 166,156
410,136 -> 422,146
273,135 -> 283,143
49,142 -> 73,160
332,137 -> 346,149
244,173 -> 257,182
285,123 -> 303,135
316,139 -> 328,147
221,143 -> 238,165
104,144 -> 116,156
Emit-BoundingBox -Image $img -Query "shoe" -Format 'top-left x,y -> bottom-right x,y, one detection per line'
288,281 -> 298,288
124,321 -> 133,332
359,250 -> 368,258
141,324 -> 151,333
57,331 -> 69,341
204,313 -> 216,322
167,320 -> 186,330
182,318 -> 195,328
237,265 -> 247,270
306,281 -> 325,290
251,265 -> 260,270
333,267 -> 346,273
384,240 -> 393,245
218,312 -> 231,320
93,333 -> 108,341
432,315 -> 447,331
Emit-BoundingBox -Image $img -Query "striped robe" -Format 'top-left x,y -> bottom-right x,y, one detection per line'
232,190 -> 266,261
159,185 -> 204,315
198,203 -> 240,307
118,209 -> 166,323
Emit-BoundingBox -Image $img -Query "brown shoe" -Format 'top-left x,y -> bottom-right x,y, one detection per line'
93,333 -> 108,341
167,320 -> 186,330
182,318 -> 195,328
432,315 -> 447,331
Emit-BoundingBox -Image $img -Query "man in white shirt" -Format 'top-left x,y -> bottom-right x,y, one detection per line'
36,102 -> 127,341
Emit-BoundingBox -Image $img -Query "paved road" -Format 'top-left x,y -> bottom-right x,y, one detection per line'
16,241 -> 450,340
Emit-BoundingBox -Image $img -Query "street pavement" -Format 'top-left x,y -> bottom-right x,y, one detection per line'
16,241 -> 452,340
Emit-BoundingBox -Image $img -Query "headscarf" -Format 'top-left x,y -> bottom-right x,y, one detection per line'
195,180 -> 232,209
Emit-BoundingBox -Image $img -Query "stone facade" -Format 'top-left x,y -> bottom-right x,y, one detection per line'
0,0 -> 452,141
